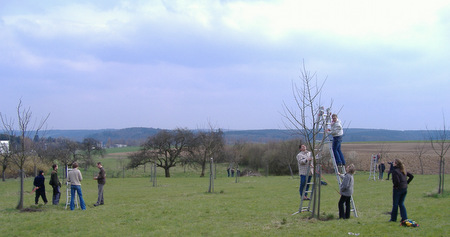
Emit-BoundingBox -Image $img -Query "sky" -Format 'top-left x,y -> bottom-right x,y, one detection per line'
0,0 -> 449,131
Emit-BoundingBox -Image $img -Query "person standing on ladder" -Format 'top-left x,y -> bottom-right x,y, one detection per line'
329,114 -> 346,170
297,144 -> 312,200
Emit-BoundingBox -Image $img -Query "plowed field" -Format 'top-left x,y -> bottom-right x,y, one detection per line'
341,142 -> 449,174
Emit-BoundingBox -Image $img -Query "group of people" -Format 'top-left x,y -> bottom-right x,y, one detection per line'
226,167 -> 240,177
33,161 -> 106,211
33,164 -> 62,205
296,113 -> 415,223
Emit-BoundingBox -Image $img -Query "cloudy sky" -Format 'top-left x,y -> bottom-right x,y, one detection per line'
1,0 -> 449,131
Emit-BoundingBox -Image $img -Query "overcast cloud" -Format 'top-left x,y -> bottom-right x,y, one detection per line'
1,0 -> 449,131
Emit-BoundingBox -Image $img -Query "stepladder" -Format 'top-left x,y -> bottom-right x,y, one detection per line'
368,154 -> 378,181
65,181 -> 79,209
328,139 -> 358,217
293,159 -> 317,215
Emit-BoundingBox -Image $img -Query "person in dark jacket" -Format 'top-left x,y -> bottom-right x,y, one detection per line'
378,162 -> 386,180
49,164 -> 61,205
33,170 -> 48,205
386,161 -> 394,180
94,162 -> 106,206
389,159 -> 414,222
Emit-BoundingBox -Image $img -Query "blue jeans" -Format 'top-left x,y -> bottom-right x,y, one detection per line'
70,185 -> 86,210
391,188 -> 407,221
299,175 -> 312,197
332,136 -> 345,165
52,186 -> 60,205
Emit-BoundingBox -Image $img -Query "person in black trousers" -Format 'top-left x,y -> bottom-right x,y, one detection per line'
337,164 -> 355,219
33,170 -> 48,205
386,161 -> 394,180
379,162 -> 386,180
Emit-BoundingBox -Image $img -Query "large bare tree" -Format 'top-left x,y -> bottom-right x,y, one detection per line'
0,100 -> 49,209
128,128 -> 194,177
282,63 -> 332,219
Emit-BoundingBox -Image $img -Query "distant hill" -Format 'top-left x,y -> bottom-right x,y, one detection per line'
43,127 -> 433,144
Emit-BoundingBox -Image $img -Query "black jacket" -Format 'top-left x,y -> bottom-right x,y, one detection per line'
392,167 -> 414,189
33,174 -> 46,190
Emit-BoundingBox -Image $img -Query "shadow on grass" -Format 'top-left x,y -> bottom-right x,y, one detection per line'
20,205 -> 46,213
425,190 -> 450,198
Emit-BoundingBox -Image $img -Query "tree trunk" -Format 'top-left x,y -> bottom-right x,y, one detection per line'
200,160 -> 206,177
2,166 -> 5,181
420,158 -> 424,175
164,167 -> 170,177
16,169 -> 24,209
439,157 -> 443,194
288,164 -> 294,179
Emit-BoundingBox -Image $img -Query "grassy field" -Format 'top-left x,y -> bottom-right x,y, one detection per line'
0,162 -> 449,237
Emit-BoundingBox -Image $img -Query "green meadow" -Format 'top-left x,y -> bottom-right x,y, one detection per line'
0,162 -> 449,236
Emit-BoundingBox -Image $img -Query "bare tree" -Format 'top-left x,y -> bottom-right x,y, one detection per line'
80,138 -> 105,171
280,139 -> 302,178
0,100 -> 49,209
377,143 -> 391,163
187,125 -> 225,177
231,140 -> 246,182
428,115 -> 450,194
412,141 -> 428,175
37,137 -> 78,180
282,63 -> 331,219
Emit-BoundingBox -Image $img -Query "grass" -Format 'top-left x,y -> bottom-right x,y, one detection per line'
0,164 -> 449,236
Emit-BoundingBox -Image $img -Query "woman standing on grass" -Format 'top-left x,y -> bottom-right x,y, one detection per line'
389,159 -> 414,222
338,164 -> 355,219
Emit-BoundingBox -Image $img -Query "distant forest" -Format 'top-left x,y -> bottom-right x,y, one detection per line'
43,127 -> 435,146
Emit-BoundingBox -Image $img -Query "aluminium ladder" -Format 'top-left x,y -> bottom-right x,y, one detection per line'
368,154 -> 378,181
293,159 -> 318,215
292,107 -> 328,215
326,114 -> 358,217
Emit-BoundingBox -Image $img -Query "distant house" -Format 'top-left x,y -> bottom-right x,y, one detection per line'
0,140 -> 9,153
114,144 -> 128,148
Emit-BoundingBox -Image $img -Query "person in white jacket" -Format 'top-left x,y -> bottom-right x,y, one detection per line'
297,144 -> 312,200
330,114 -> 346,167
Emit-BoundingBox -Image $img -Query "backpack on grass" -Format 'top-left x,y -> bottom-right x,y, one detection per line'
401,219 -> 419,227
